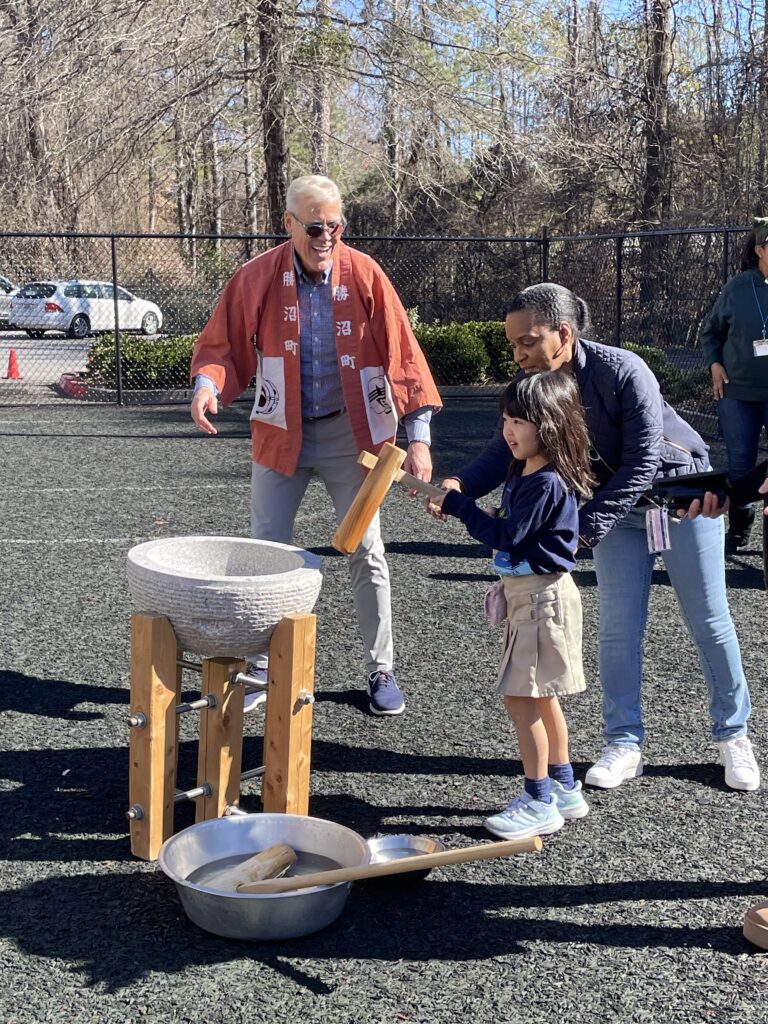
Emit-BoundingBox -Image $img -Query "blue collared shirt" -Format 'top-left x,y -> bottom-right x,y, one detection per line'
294,257 -> 345,418
196,255 -> 433,443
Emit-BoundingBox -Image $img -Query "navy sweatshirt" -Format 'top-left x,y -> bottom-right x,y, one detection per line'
441,464 -> 578,574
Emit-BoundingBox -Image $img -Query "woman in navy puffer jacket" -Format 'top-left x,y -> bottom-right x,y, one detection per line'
435,283 -> 758,793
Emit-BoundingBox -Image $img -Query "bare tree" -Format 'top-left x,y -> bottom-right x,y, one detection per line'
310,0 -> 332,173
639,0 -> 674,224
259,0 -> 290,233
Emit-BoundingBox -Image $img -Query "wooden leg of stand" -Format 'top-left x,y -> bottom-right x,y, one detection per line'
262,614 -> 316,815
129,614 -> 180,860
196,658 -> 245,822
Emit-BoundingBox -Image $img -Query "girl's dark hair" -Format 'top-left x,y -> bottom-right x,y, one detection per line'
499,370 -> 596,498
505,283 -> 592,341
740,230 -> 759,271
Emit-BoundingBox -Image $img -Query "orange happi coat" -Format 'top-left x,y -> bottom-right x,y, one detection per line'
191,240 -> 442,476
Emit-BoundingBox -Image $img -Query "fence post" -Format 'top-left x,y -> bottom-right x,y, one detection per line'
615,234 -> 623,348
540,225 -> 550,282
111,235 -> 124,407
722,229 -> 730,286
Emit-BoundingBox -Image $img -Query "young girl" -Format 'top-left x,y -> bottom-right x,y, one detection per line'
433,370 -> 596,839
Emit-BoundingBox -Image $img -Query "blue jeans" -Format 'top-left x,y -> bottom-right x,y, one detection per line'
591,507 -> 751,747
717,396 -> 768,508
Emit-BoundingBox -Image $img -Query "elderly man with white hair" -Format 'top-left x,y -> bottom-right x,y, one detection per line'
190,175 -> 442,716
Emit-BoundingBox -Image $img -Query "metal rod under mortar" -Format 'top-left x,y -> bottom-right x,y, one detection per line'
173,783 -> 212,804
175,695 -> 217,715
176,657 -> 203,673
230,671 -> 269,693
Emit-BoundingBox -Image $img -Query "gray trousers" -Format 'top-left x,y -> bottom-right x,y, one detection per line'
249,410 -> 393,675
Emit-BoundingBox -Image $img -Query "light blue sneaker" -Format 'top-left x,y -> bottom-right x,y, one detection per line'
483,791 -> 564,840
551,779 -> 589,820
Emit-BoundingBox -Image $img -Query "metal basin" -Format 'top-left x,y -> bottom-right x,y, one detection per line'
366,833 -> 446,881
158,813 -> 370,940
126,536 -> 322,657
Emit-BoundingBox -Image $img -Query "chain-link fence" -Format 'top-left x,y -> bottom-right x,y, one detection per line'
0,226 -> 751,433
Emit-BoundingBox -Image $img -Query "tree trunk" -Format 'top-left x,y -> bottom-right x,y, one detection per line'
259,0 -> 289,234
310,0 -> 331,174
382,0 -> 405,230
148,158 -> 158,233
204,89 -> 222,247
640,0 -> 674,224
242,15 -> 260,255
757,0 -> 768,207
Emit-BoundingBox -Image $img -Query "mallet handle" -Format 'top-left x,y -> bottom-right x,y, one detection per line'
357,451 -> 447,500
236,836 -> 542,894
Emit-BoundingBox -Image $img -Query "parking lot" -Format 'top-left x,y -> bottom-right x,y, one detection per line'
0,329 -> 91,385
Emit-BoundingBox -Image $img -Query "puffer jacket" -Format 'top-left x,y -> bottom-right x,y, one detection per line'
452,338 -> 710,547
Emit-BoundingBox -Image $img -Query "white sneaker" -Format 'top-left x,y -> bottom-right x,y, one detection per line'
585,745 -> 643,789
243,663 -> 267,714
716,736 -> 760,792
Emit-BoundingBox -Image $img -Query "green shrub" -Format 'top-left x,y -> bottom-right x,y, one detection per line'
79,324 -> 709,402
414,322 -> 489,385
622,341 -> 711,405
463,320 -> 516,382
85,335 -> 196,389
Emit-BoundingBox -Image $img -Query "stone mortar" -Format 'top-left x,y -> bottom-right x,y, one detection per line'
126,536 -> 323,657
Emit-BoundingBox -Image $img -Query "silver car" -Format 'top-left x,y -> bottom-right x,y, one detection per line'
9,279 -> 163,338
0,274 -> 17,326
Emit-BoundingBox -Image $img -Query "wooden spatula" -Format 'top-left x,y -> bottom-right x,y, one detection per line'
236,836 -> 541,894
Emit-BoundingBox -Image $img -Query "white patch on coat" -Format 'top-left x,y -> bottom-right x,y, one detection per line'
360,366 -> 397,445
250,354 -> 286,429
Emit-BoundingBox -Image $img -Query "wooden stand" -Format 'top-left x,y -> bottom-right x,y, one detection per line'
128,611 -> 316,860
261,613 -> 316,816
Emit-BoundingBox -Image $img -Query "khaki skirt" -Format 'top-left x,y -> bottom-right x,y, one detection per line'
496,572 -> 586,698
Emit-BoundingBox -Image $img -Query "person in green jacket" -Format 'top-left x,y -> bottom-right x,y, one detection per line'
700,216 -> 768,551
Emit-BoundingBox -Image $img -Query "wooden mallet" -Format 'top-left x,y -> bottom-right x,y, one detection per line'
332,441 -> 446,554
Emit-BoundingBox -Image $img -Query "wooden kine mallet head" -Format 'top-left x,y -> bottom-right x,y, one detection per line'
331,441 -> 446,554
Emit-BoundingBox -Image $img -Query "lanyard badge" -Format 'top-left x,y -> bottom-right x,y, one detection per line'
751,278 -> 768,356
646,506 -> 671,553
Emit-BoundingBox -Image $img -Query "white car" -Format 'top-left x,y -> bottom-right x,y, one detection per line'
9,280 -> 163,338
0,274 -> 17,326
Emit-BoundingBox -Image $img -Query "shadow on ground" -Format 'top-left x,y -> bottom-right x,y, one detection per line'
0,870 -> 762,995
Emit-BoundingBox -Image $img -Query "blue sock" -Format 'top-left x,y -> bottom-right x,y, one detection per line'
549,762 -> 575,790
524,776 -> 552,803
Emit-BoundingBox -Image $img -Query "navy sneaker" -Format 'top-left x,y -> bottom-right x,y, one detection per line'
367,670 -> 405,716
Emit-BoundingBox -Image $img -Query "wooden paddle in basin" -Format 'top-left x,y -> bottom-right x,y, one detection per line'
236,836 -> 541,894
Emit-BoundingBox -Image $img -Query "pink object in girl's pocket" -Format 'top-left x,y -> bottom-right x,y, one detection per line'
484,580 -> 507,624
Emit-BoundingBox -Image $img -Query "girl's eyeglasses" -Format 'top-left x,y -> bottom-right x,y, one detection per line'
289,214 -> 344,238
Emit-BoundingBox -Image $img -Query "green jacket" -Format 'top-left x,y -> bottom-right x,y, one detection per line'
700,267 -> 768,400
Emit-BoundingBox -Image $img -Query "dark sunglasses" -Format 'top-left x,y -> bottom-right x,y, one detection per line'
289,214 -> 344,238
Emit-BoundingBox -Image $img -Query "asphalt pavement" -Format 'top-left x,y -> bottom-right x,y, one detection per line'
0,399 -> 766,1024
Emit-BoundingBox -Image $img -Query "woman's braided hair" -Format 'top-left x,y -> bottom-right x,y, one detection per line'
505,283 -> 592,339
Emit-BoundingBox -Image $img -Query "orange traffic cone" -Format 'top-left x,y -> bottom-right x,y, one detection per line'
4,349 -> 22,380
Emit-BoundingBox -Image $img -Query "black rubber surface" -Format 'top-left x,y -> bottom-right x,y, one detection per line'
0,400 -> 766,1024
